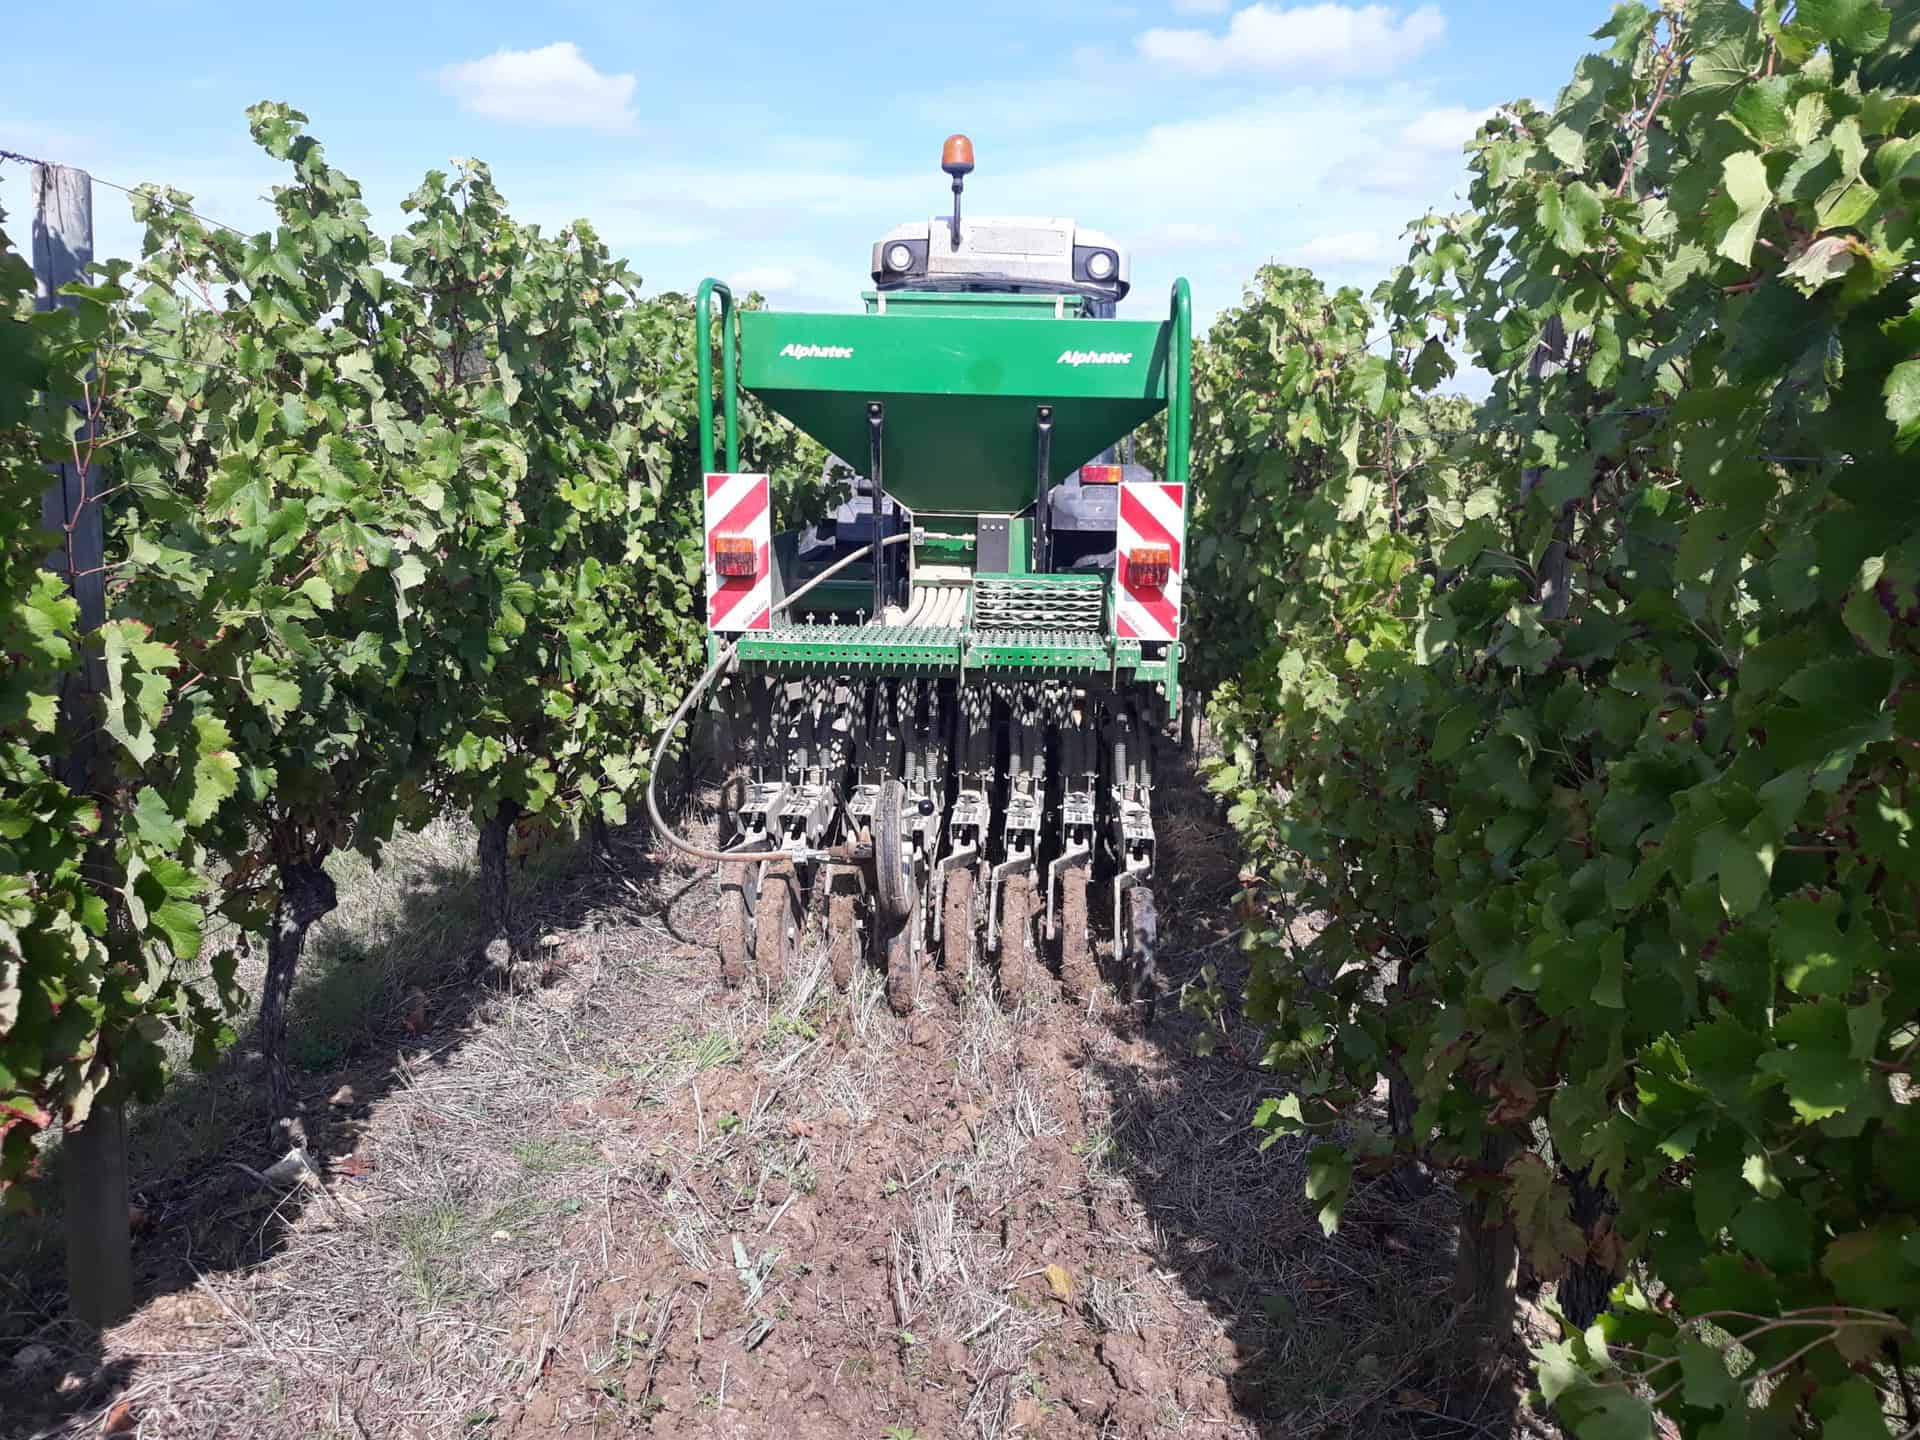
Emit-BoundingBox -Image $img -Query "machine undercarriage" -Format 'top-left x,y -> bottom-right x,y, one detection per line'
713,674 -> 1163,1017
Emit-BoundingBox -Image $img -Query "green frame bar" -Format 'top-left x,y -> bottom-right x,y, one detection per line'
1165,277 -> 1193,713
695,279 -> 739,475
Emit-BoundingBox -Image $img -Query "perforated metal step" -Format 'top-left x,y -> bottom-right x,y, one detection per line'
970,574 -> 1106,631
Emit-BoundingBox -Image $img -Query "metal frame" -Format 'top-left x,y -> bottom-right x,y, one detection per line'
695,278 -> 740,477
687,262 -> 1184,1014
696,275 -> 1193,709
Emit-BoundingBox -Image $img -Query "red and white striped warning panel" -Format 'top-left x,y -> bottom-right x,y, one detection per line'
1115,480 -> 1185,643
704,472 -> 772,633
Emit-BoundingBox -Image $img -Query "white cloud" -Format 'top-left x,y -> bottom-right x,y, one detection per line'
476,80 -> 1486,333
434,43 -> 637,133
1136,2 -> 1445,76
731,264 -> 798,293
1171,0 -> 1232,13
1159,221 -> 1226,245
1403,105 -> 1496,151
1292,229 -> 1393,264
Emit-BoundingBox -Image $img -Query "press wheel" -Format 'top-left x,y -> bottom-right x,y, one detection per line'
1124,884 -> 1160,1024
754,867 -> 794,994
873,779 -> 913,927
825,866 -> 861,991
884,893 -> 922,1015
717,861 -> 753,988
1058,862 -> 1097,1003
998,871 -> 1042,1007
941,866 -> 977,1005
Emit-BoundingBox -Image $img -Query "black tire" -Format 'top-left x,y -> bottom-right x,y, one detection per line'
873,778 -> 913,926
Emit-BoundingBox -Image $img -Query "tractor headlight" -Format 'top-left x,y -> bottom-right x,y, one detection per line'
1072,244 -> 1123,288
886,243 -> 915,272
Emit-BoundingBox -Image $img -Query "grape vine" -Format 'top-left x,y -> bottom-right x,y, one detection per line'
1198,3 -> 1920,1435
0,103 -> 823,1179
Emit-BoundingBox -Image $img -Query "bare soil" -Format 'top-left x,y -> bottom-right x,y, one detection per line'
0,756 -> 1544,1439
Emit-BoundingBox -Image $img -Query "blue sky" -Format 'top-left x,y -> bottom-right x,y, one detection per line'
3,1 -> 1605,326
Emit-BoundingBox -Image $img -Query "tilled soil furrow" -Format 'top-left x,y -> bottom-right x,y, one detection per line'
2,762 -> 1508,1440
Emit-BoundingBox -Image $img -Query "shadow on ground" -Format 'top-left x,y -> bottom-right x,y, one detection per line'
1066,753 -> 1543,1439
0,782 -> 721,1439
0,746 -> 1550,1439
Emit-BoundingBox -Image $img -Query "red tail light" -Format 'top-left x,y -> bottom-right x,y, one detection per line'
1081,464 -> 1122,485
712,534 -> 757,578
1128,545 -> 1171,590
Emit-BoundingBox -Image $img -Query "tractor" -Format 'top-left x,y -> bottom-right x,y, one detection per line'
648,135 -> 1192,1018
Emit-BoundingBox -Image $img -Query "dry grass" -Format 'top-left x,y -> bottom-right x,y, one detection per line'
3,758 -> 1527,1440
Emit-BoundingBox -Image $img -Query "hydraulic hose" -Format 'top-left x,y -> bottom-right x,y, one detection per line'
645,532 -> 913,865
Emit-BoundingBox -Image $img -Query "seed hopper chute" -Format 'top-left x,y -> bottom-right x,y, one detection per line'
648,135 -> 1192,1017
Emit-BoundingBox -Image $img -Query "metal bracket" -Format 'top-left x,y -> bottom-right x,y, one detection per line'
988,850 -> 1034,954
868,402 -> 886,619
1033,405 -> 1054,574
933,839 -> 978,943
1046,841 -> 1091,943
738,780 -> 789,841
847,782 -> 881,833
1113,870 -> 1147,964
777,782 -> 838,856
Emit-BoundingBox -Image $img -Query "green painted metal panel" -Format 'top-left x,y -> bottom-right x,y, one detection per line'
967,630 -> 1111,669
782,579 -> 870,615
1007,515 -> 1031,575
738,309 -> 1170,515
915,534 -> 974,561
724,618 -> 1155,678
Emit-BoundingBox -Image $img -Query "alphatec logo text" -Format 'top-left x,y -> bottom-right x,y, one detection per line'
780,343 -> 854,359
1057,349 -> 1134,366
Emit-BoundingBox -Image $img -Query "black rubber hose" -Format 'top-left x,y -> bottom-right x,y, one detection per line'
644,533 -> 913,865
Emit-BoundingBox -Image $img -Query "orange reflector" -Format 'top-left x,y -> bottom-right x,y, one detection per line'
1128,545 -> 1171,590
1081,464 -> 1122,485
712,534 -> 757,578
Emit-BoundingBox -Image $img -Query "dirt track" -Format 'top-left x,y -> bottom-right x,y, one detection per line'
1,755 -> 1525,1439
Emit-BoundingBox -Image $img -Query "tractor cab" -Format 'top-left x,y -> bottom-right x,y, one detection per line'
867,133 -> 1130,310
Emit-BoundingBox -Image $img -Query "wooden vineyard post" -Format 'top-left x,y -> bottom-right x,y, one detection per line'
31,161 -> 133,1330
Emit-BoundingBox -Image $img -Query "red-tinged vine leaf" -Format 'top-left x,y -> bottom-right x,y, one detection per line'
1488,1077 -> 1539,1125
1822,1224 -> 1920,1309
1586,1215 -> 1623,1273
1782,234 -> 1861,293
1503,1153 -> 1587,1280
1831,1321 -> 1887,1365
